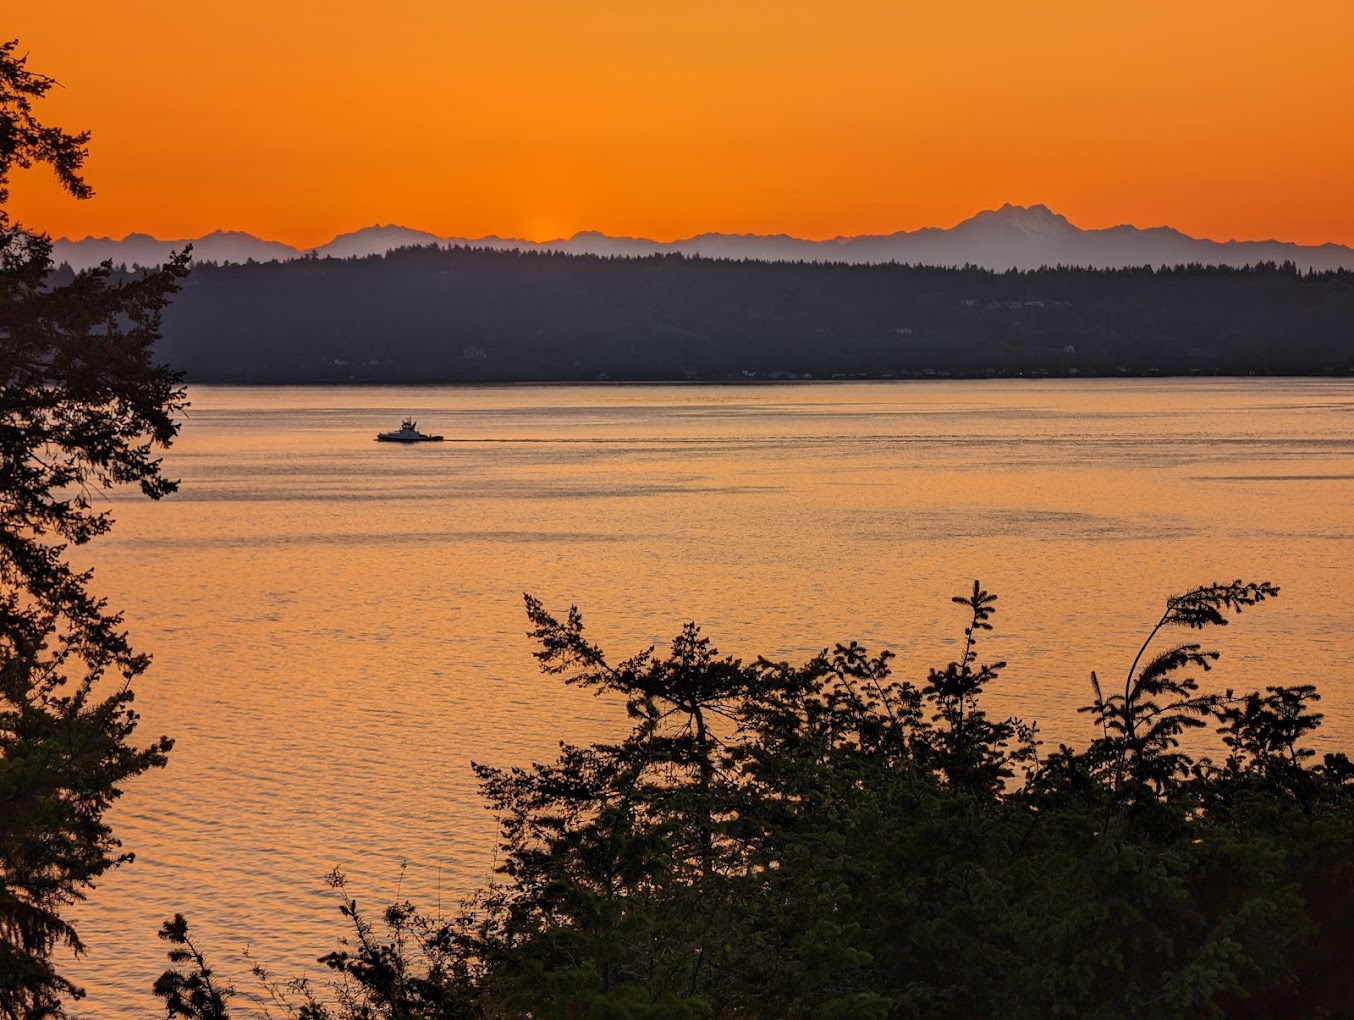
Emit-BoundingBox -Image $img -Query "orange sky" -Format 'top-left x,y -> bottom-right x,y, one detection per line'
8,1 -> 1354,247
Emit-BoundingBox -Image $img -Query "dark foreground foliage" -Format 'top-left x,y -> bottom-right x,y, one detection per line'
166,579 -> 1354,1019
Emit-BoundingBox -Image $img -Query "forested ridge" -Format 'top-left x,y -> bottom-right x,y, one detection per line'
72,245 -> 1354,382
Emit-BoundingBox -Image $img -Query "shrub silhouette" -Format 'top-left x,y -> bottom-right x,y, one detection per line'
165,578 -> 1354,1018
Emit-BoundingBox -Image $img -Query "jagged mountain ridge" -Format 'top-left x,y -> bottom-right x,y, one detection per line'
50,204 -> 1354,273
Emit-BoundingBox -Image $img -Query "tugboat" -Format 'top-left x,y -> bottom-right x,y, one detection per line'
376,417 -> 444,443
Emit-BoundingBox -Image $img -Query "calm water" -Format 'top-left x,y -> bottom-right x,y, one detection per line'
67,380 -> 1354,1015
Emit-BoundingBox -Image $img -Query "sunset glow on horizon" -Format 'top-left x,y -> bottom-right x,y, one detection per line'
9,1 -> 1354,248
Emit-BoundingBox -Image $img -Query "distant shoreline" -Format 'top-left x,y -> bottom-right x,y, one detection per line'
176,373 -> 1354,387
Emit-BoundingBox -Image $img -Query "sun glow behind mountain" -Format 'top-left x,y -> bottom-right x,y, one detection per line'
48,205 -> 1354,274
8,0 -> 1354,248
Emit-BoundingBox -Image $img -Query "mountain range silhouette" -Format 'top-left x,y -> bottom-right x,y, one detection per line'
51,204 -> 1354,273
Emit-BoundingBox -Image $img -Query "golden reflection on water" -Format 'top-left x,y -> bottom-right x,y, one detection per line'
67,380 -> 1354,1015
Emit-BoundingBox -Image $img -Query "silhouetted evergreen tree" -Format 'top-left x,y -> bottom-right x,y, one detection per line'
0,39 -> 185,1017
152,915 -> 232,1020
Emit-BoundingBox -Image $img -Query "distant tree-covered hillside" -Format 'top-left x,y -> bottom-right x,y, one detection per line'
77,246 -> 1354,381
